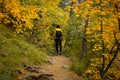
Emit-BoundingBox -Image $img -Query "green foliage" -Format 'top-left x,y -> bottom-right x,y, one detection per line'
71,56 -> 90,75
63,16 -> 84,55
0,24 -> 47,80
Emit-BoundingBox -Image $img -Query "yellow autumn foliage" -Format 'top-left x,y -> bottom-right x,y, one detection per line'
0,0 -> 41,33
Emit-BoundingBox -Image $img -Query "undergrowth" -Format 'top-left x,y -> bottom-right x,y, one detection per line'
70,55 -> 90,75
0,24 -> 47,80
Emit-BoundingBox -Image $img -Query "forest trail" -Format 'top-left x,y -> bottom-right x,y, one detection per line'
18,54 -> 84,80
41,55 -> 83,80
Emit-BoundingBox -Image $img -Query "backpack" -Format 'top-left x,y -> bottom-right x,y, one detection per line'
55,30 -> 62,39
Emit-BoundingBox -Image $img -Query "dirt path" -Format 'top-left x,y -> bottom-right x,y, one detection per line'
41,55 -> 83,80
18,55 -> 84,80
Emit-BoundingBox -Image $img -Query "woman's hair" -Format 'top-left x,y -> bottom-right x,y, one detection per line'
56,25 -> 60,28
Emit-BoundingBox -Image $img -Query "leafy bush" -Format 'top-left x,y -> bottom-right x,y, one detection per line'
70,55 -> 90,75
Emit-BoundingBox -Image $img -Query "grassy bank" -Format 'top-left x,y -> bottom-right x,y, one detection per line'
0,24 -> 47,80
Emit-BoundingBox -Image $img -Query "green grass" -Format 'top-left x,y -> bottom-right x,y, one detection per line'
0,24 -> 47,80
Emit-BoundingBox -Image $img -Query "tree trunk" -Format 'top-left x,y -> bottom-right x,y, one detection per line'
116,5 -> 120,31
100,43 -> 119,79
1,0 -> 4,13
100,0 -> 105,53
69,1 -> 74,17
118,18 -> 120,31
100,35 -> 119,80
81,17 -> 90,58
79,0 -> 84,3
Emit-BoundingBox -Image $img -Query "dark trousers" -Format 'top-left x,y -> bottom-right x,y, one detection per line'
55,39 -> 62,53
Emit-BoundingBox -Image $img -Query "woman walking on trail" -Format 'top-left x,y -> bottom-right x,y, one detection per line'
54,25 -> 63,55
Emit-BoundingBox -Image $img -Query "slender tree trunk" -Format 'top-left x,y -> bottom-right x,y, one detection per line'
69,1 -> 74,17
115,5 -> 120,31
118,18 -> 120,31
79,0 -> 84,3
81,17 -> 90,58
100,32 -> 120,80
100,0 -> 105,53
2,0 -> 4,13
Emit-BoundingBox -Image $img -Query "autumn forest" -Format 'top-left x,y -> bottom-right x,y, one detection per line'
0,0 -> 120,80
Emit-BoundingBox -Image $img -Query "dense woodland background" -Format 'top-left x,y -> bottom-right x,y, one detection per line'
0,0 -> 120,80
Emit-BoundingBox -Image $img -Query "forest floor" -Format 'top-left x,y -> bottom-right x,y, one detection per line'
18,54 -> 84,80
